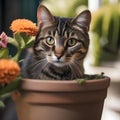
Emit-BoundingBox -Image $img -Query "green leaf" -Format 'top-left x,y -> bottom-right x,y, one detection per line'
77,79 -> 86,84
12,49 -> 22,62
0,48 -> 9,58
20,33 -> 31,43
0,77 -> 21,95
0,100 -> 5,108
76,73 -> 104,84
14,33 -> 25,49
110,10 -> 119,52
0,93 -> 11,100
8,37 -> 19,48
25,36 -> 35,48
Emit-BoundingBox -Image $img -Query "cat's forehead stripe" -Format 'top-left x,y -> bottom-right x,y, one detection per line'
64,31 -> 78,39
48,31 -> 52,35
71,32 -> 75,36
72,25 -> 84,33
56,18 -> 68,35
45,30 -> 55,37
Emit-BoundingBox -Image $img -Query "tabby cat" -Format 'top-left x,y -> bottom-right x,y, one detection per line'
22,5 -> 91,80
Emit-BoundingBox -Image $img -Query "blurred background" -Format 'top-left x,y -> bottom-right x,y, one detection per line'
0,0 -> 120,120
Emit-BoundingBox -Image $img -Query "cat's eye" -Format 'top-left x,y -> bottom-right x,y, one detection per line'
46,36 -> 55,45
68,38 -> 77,47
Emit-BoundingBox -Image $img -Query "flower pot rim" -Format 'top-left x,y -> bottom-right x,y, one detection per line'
19,76 -> 110,92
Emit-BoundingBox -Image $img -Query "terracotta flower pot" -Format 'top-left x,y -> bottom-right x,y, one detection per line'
13,77 -> 110,120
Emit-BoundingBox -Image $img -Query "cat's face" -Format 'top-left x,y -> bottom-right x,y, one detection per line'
34,5 -> 91,67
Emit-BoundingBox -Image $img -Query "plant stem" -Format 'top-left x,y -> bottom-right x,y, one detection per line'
12,48 -> 22,62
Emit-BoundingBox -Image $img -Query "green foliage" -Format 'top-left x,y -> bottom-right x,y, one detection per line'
0,100 -> 5,108
90,4 -> 120,66
0,77 -> 21,109
0,77 -> 21,108
0,77 -> 21,95
0,48 -> 9,59
8,32 -> 35,61
12,33 -> 35,49
77,73 -> 105,84
0,32 -> 35,62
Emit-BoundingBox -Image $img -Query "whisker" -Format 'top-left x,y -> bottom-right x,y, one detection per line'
30,60 -> 49,79
70,61 -> 83,78
30,58 -> 46,67
38,62 -> 50,78
30,59 -> 47,71
32,53 -> 46,59
67,63 -> 74,79
29,59 -> 45,67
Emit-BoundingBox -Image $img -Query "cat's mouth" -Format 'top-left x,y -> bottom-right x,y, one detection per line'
54,59 -> 63,63
53,60 -> 64,66
47,55 -> 64,63
47,57 -> 65,66
47,54 -> 71,66
54,60 -> 61,62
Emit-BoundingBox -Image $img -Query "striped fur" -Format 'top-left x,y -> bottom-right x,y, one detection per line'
22,5 -> 91,80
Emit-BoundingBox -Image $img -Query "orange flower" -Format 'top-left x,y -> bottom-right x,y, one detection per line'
0,59 -> 20,84
10,19 -> 38,36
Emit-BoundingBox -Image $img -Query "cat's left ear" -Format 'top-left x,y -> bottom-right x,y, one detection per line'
37,5 -> 55,27
71,10 -> 91,32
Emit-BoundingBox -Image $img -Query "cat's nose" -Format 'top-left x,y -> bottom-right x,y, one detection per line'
54,46 -> 64,59
55,53 -> 62,59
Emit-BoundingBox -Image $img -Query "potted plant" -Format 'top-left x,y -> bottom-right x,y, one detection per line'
90,4 -> 120,66
0,5 -> 110,120
12,75 -> 110,120
0,19 -> 38,107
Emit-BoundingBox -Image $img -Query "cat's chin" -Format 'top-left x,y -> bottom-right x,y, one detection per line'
47,59 -> 67,67
52,61 -> 65,67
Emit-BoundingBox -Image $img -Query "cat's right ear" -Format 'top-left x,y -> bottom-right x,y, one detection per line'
71,10 -> 91,32
37,5 -> 55,27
